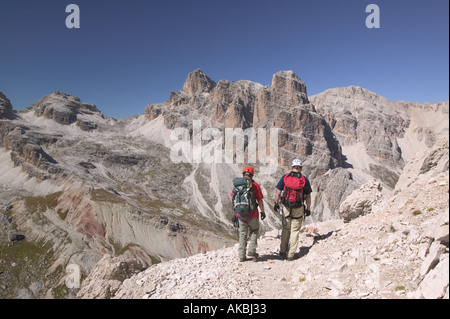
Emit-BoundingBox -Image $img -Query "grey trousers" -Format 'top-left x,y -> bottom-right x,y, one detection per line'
238,218 -> 259,259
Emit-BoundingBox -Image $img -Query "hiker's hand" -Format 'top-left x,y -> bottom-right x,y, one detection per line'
231,215 -> 238,224
273,202 -> 280,212
304,209 -> 311,217
260,212 -> 266,220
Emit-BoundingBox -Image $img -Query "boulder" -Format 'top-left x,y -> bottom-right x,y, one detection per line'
8,231 -> 25,242
77,254 -> 146,299
338,179 -> 383,221
416,254 -> 449,299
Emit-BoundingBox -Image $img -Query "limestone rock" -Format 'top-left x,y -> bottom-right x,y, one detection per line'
395,135 -> 449,192
25,91 -> 102,126
271,70 -> 307,96
311,86 -> 407,169
181,69 -> 216,96
0,122 -> 62,180
8,231 -> 25,242
0,92 -> 15,120
415,254 -> 449,299
338,179 -> 383,222
311,167 -> 359,221
145,69 -> 342,178
420,241 -> 447,278
77,254 -> 146,299
310,87 -> 449,189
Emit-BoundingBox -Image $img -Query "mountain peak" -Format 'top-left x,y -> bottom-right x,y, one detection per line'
272,70 -> 307,94
273,70 -> 299,78
182,69 -> 216,96
24,91 -> 103,126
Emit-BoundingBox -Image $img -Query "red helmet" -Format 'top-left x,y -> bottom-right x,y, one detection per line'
243,166 -> 254,176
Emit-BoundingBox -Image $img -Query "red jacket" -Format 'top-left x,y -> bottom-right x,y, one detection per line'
231,180 -> 263,221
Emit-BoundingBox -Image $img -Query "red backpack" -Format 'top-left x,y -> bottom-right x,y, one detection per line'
281,172 -> 306,208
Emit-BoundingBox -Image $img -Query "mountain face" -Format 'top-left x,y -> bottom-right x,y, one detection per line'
0,92 -> 15,120
0,70 -> 448,298
24,91 -> 105,130
145,69 -> 341,177
309,86 -> 449,220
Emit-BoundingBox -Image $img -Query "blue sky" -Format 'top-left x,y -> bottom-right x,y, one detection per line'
0,0 -> 448,119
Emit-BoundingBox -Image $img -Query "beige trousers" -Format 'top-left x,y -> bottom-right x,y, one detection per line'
280,205 -> 304,258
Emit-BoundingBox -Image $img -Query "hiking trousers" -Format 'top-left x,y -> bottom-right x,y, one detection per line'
238,218 -> 259,260
280,205 -> 304,259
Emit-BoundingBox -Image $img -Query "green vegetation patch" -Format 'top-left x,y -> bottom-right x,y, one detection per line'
0,239 -> 58,298
90,188 -> 126,204
412,210 -> 422,216
24,191 -> 64,213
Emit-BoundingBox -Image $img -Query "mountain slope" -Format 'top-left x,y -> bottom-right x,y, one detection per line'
86,135 -> 449,299
309,86 -> 448,219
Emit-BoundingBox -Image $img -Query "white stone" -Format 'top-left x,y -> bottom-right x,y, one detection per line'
418,254 -> 449,299
420,241 -> 447,277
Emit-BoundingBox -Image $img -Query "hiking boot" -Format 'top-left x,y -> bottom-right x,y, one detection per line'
279,252 -> 287,260
248,252 -> 259,259
239,257 -> 247,262
286,256 -> 295,262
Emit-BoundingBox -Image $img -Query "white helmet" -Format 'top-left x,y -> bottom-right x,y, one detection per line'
291,158 -> 303,167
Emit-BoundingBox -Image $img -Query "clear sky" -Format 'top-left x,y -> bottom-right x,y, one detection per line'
0,0 -> 448,119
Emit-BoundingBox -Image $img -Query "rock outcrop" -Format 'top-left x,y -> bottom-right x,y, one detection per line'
338,179 -> 383,222
76,253 -> 146,299
0,122 -> 62,181
24,91 -> 102,128
181,69 -> 217,97
0,92 -> 15,120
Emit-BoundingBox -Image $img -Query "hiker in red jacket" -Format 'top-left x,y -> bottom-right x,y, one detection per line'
231,166 -> 266,262
274,159 -> 312,261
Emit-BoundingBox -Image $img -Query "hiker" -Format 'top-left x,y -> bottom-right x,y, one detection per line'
231,166 -> 266,262
274,159 -> 312,261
